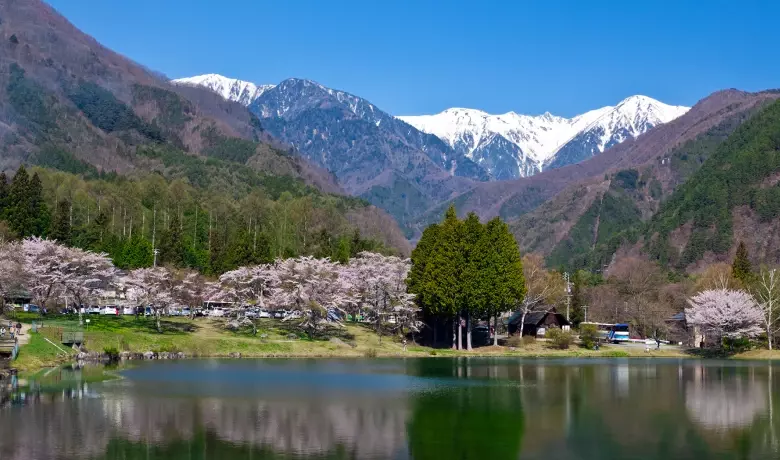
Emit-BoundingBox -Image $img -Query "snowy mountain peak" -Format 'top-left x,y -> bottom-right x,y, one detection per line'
399,95 -> 689,179
172,74 -> 275,106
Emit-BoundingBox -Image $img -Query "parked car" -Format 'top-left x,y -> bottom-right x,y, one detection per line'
258,310 -> 271,319
144,307 -> 153,317
181,307 -> 192,317
23,304 -> 41,313
89,306 -> 101,314
123,306 -> 136,315
244,309 -> 258,319
209,308 -> 225,318
101,306 -> 120,315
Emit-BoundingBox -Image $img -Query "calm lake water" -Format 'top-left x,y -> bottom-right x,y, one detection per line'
1,358 -> 780,459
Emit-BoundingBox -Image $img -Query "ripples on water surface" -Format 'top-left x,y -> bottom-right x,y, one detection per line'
2,358 -> 780,459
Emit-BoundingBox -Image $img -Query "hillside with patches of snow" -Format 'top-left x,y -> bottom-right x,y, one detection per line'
399,96 -> 689,179
172,74 -> 275,106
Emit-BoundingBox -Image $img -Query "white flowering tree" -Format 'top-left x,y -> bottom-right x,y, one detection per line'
124,267 -> 175,332
686,289 -> 763,346
347,252 -> 419,343
217,266 -> 272,335
61,246 -> 117,317
266,256 -> 354,338
21,237 -> 70,309
0,240 -> 23,312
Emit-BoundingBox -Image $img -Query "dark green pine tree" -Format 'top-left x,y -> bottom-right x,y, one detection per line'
7,165 -> 30,236
569,270 -> 587,326
408,222 -> 440,318
461,212 -> 485,350
427,205 -> 464,348
27,172 -> 50,237
484,217 -> 526,345
158,212 -> 186,267
208,229 -> 227,275
732,241 -> 752,285
333,236 -> 350,264
50,199 -> 72,245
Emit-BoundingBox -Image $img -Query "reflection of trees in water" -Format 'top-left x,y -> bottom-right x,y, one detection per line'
685,365 -> 767,430
196,397 -> 408,458
0,389 -> 410,459
0,391 -> 110,460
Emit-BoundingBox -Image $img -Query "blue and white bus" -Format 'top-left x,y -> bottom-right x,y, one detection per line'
608,324 -> 630,343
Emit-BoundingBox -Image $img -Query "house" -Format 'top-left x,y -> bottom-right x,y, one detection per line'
506,308 -> 571,337
666,311 -> 701,347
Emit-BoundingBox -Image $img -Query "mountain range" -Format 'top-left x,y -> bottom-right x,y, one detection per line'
175,74 -> 689,181
399,96 -> 689,179
173,74 -> 688,232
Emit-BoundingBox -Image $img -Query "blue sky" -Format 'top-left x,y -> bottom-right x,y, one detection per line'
48,0 -> 780,117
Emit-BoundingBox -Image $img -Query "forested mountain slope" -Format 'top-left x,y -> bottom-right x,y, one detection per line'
0,0 -> 410,260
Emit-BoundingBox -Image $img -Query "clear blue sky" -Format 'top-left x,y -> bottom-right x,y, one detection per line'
48,0 -> 780,117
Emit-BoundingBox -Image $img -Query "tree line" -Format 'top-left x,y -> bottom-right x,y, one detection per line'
0,165 -> 391,275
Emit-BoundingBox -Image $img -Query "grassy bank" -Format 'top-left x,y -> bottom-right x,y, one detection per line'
20,314 -> 780,371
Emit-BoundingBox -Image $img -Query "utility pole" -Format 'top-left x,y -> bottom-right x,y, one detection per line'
564,272 -> 572,322
582,305 -> 589,323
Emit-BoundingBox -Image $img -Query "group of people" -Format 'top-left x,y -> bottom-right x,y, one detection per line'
0,321 -> 22,339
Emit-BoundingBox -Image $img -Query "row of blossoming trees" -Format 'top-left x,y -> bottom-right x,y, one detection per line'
0,237 -> 419,340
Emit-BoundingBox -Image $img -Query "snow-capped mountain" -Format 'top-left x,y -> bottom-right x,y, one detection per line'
172,74 -> 275,107
399,96 -> 689,179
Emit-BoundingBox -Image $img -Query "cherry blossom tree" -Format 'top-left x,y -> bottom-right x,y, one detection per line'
266,256 -> 354,338
686,289 -> 763,346
60,246 -> 117,320
21,237 -> 70,308
0,240 -> 23,312
347,252 -> 419,343
124,267 -> 175,332
217,266 -> 273,335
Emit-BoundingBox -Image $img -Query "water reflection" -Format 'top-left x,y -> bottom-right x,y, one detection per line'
0,359 -> 779,459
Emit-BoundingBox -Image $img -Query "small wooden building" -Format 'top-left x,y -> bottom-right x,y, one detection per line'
507,308 -> 571,337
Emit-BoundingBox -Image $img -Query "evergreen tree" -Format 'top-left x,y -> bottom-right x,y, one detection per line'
426,205 -> 464,349
461,212 -> 486,350
50,199 -> 72,244
158,212 -> 186,266
481,217 -> 525,345
334,236 -> 350,264
732,241 -> 753,285
27,172 -> 50,236
7,165 -> 30,236
408,223 -> 440,317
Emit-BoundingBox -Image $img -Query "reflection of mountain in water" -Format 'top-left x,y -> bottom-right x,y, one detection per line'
685,366 -> 768,430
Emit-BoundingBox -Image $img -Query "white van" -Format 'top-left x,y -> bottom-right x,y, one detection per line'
209,308 -> 225,317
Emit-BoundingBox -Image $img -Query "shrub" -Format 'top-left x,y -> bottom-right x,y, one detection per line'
364,348 -> 378,358
579,324 -> 599,350
506,335 -> 536,348
103,346 -> 120,361
546,328 -> 575,349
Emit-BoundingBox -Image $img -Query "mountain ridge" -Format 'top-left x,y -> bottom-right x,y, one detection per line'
399,95 -> 689,179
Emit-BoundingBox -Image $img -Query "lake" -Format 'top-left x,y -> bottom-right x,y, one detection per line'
1,358 -> 779,459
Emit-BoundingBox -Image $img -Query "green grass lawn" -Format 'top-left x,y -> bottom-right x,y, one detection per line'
5,313 -> 722,372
